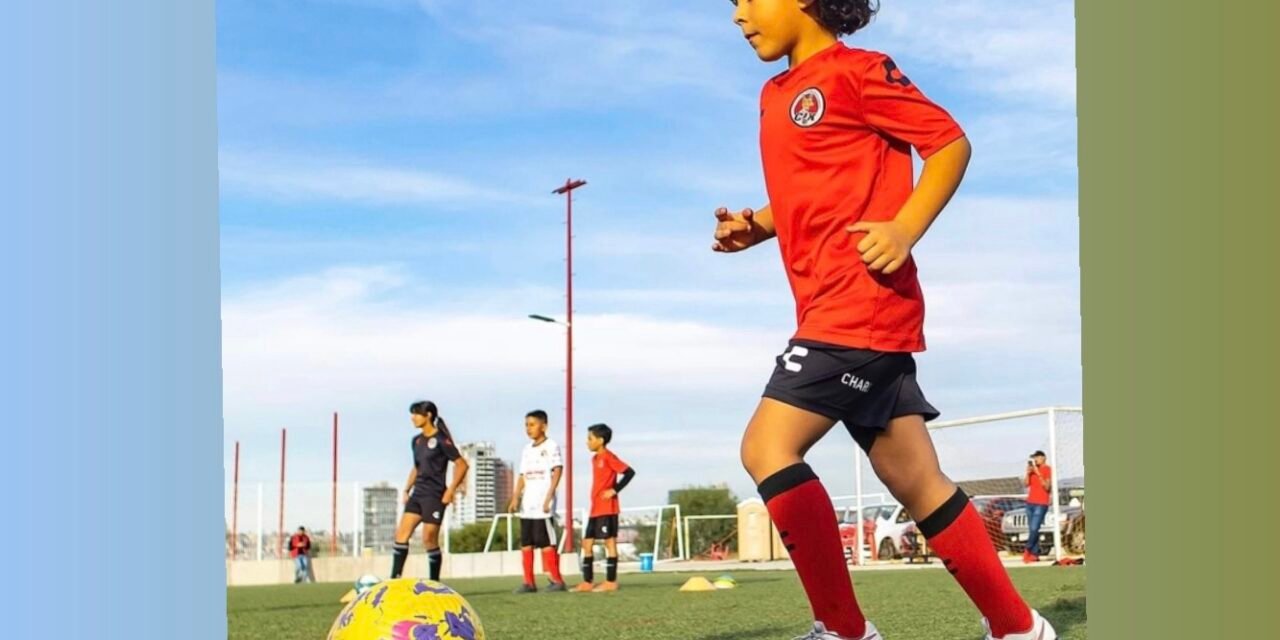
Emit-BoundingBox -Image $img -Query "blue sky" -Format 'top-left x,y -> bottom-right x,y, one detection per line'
219,0 -> 1080,524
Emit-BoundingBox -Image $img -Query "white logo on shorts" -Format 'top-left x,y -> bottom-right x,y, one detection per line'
603,525 -> 610,534
842,373 -> 872,393
782,346 -> 810,372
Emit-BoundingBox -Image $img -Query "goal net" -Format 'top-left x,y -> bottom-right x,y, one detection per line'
847,407 -> 1085,563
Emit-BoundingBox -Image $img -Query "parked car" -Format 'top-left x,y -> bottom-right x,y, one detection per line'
971,495 -> 1029,552
1000,484 -> 1086,555
837,504 -> 916,561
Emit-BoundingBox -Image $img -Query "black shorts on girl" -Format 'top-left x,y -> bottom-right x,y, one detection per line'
762,339 -> 940,453
404,491 -> 446,525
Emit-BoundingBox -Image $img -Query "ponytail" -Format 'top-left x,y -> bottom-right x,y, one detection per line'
434,415 -> 454,443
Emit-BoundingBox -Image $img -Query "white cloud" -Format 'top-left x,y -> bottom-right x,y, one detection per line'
866,0 -> 1077,110
219,150 -> 534,207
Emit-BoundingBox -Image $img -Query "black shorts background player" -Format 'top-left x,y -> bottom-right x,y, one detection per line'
575,423 -> 635,593
390,400 -> 469,581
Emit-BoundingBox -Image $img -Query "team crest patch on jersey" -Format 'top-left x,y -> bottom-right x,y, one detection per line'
790,87 -> 825,128
427,437 -> 438,449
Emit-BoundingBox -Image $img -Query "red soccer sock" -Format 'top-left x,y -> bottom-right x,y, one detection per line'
541,547 -> 564,584
921,489 -> 1033,637
521,547 -> 535,586
760,464 -> 866,639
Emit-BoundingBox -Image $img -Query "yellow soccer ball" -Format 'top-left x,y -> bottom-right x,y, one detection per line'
327,578 -> 486,640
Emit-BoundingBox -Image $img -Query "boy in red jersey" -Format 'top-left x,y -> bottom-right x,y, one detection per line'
573,423 -> 636,593
714,2 -> 1057,639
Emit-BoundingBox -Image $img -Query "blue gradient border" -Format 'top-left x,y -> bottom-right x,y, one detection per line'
2,1 -> 224,635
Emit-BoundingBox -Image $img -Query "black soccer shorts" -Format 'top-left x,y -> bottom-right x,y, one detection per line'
520,517 -> 559,549
404,490 -> 446,525
583,515 -> 620,540
762,339 -> 940,453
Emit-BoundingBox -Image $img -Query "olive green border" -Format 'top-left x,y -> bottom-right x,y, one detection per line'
1078,1 -> 1277,636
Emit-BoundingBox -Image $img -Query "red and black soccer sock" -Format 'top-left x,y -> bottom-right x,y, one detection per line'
918,488 -> 1033,637
581,553 -> 594,583
521,547 -> 536,586
427,547 -> 443,581
759,463 -> 867,638
605,556 -> 619,583
541,547 -> 565,584
390,541 -> 410,579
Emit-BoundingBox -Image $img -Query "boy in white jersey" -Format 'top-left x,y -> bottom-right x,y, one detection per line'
508,409 -> 568,593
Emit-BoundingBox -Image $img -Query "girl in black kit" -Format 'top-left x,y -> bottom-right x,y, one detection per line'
391,400 -> 469,581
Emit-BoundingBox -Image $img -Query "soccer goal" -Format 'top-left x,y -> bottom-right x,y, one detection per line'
847,407 -> 1084,563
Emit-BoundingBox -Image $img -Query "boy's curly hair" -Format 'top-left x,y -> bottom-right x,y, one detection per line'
814,0 -> 879,36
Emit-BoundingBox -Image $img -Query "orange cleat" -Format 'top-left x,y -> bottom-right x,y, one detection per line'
592,581 -> 619,593
573,582 -> 595,593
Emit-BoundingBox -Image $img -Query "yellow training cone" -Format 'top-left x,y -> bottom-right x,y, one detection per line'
679,577 -> 717,592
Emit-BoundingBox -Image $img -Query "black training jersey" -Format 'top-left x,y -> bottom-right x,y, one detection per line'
411,431 -> 461,496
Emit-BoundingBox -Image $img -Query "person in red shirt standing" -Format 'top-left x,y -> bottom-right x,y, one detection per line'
573,424 -> 636,593
289,526 -> 312,584
713,2 -> 1055,639
1022,451 -> 1054,563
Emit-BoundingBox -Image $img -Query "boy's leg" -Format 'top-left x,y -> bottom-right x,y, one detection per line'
742,398 -> 867,639
516,519 -> 536,591
605,537 -> 619,583
539,519 -> 566,587
576,536 -> 596,591
868,414 -> 1033,638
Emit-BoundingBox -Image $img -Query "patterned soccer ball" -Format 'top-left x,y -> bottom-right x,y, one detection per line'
328,578 -> 486,640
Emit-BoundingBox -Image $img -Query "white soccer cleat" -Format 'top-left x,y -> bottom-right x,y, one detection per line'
982,610 -> 1057,640
793,620 -> 882,640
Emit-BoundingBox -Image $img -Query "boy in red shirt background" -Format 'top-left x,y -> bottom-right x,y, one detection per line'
574,423 -> 636,593
713,1 -> 1056,638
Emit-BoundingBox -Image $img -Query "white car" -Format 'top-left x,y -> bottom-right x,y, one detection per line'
838,504 -> 917,561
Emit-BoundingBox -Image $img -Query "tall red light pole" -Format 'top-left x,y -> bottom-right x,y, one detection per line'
551,178 -> 585,554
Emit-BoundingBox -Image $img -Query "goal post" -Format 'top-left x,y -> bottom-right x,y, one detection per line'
849,406 -> 1085,563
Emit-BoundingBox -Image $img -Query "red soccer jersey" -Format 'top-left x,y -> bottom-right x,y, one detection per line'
759,42 -> 965,352
589,449 -> 630,517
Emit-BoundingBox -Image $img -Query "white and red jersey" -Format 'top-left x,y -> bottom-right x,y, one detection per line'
519,438 -> 563,519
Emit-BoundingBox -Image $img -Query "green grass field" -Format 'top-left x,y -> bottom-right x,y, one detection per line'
229,566 -> 1085,639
